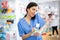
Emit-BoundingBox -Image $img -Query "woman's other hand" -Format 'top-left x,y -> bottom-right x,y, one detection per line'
31,28 -> 40,36
33,32 -> 40,36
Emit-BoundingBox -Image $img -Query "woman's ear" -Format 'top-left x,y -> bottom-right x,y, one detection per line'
27,9 -> 29,12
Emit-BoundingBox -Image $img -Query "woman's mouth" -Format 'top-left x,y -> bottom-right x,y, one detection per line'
32,14 -> 35,17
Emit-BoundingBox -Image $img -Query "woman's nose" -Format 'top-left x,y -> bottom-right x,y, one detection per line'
34,11 -> 36,14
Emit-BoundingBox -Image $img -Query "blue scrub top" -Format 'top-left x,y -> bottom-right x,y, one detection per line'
18,13 -> 45,40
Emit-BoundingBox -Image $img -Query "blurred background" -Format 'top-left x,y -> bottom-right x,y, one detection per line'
0,0 -> 60,40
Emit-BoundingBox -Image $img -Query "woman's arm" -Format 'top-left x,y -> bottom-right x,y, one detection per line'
22,28 -> 35,40
38,20 -> 49,34
22,32 -> 32,40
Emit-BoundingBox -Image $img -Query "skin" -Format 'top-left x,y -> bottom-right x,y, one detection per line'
25,6 -> 38,24
27,6 -> 38,18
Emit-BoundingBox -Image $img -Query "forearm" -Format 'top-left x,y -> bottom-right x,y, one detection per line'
39,23 -> 48,33
22,32 -> 32,40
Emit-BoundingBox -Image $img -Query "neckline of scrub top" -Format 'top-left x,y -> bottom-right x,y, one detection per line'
23,18 -> 32,26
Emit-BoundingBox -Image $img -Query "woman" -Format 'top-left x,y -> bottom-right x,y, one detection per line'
18,2 -> 46,40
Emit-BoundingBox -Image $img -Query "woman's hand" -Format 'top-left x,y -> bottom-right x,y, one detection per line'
22,28 -> 36,40
33,32 -> 40,36
30,28 -> 36,33
31,28 -> 40,36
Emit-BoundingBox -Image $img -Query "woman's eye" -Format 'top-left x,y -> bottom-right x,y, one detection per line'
32,9 -> 35,10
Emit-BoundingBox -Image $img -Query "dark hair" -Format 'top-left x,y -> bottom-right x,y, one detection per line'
48,12 -> 53,16
24,2 -> 38,17
48,14 -> 52,16
26,2 -> 38,12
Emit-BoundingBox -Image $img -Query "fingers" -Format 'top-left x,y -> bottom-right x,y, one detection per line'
33,32 -> 40,36
31,28 -> 36,32
31,28 -> 40,36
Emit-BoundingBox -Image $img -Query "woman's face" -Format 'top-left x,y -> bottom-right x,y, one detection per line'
27,6 -> 38,18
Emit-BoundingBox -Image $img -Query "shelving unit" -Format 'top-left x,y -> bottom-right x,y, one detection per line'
0,0 -> 17,40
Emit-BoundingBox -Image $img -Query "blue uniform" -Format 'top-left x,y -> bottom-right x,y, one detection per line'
18,13 -> 45,40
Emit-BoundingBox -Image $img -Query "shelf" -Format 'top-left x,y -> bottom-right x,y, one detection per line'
0,13 -> 16,20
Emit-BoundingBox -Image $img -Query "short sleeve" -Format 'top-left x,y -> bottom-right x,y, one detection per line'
18,22 -> 25,37
37,13 -> 46,28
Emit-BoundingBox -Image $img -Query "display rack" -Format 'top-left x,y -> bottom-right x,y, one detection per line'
0,0 -> 17,40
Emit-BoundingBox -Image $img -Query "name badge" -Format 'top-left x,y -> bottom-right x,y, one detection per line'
36,23 -> 40,28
